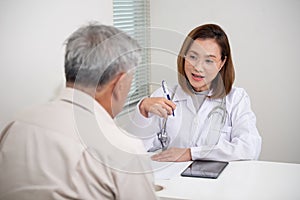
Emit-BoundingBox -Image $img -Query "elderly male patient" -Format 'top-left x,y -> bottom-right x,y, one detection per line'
0,24 -> 157,199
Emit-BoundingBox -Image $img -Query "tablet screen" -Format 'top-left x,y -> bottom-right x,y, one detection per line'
181,160 -> 229,179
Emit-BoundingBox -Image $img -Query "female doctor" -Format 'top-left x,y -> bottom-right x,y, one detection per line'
125,24 -> 262,162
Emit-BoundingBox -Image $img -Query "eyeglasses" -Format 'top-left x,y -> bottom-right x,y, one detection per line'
184,51 -> 219,68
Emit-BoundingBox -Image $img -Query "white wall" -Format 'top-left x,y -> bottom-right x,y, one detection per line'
0,0 -> 113,130
150,0 -> 300,163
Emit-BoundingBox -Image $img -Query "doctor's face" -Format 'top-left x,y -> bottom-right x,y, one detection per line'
184,38 -> 225,92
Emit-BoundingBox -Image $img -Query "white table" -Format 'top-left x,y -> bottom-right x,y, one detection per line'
154,161 -> 300,200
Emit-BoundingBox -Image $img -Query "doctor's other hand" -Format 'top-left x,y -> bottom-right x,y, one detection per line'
139,97 -> 176,118
151,148 -> 192,162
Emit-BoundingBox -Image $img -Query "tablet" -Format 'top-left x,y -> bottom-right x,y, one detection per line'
181,160 -> 229,179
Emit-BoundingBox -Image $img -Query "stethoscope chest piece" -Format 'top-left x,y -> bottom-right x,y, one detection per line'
157,125 -> 170,151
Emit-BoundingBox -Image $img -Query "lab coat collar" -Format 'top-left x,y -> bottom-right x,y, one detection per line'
172,84 -> 189,102
172,84 -> 215,102
172,85 -> 223,114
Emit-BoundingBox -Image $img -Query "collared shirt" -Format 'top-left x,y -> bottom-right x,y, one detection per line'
0,88 -> 157,200
125,84 -> 262,161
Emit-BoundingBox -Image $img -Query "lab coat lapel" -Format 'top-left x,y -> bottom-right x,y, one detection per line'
172,85 -> 196,114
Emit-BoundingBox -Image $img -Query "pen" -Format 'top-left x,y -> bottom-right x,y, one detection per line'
162,80 -> 175,116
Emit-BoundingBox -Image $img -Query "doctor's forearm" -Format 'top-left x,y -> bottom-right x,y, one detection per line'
190,141 -> 259,161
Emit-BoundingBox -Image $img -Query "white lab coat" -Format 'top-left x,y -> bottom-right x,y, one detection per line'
125,84 -> 262,161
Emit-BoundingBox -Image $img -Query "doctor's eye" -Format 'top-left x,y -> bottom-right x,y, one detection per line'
185,52 -> 199,62
205,59 -> 214,64
189,55 -> 197,61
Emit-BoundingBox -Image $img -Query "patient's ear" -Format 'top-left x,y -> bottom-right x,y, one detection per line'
112,72 -> 126,101
93,72 -> 128,118
111,72 -> 133,117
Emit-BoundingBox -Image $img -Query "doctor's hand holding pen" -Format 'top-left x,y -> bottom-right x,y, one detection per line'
139,97 -> 176,118
139,80 -> 176,118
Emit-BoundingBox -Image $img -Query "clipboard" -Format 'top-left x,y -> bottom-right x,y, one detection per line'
181,160 -> 229,179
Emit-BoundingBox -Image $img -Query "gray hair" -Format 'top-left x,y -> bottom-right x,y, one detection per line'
64,23 -> 141,87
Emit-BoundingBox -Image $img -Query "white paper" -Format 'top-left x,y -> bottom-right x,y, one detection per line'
152,160 -> 192,180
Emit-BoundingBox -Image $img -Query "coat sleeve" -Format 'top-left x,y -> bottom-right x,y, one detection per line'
191,88 -> 262,161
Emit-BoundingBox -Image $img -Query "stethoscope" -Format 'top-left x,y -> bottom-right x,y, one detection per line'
156,87 -> 227,151
204,97 -> 227,146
